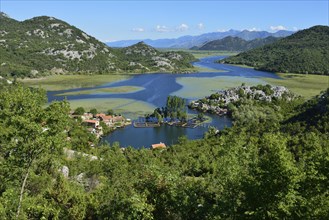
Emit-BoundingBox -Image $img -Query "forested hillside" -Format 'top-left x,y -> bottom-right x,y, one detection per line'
107,29 -> 294,48
195,36 -> 279,51
0,13 -> 195,78
1,82 -> 328,219
221,25 -> 329,75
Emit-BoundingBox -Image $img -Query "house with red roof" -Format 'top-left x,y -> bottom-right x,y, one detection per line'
83,119 -> 100,128
151,142 -> 166,150
96,113 -> 113,126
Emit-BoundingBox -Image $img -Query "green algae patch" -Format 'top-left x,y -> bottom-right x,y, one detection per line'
172,76 -> 265,99
56,86 -> 144,96
20,74 -> 129,91
262,73 -> 329,99
67,98 -> 156,118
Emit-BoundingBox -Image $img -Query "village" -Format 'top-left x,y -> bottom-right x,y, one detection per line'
69,111 -> 131,138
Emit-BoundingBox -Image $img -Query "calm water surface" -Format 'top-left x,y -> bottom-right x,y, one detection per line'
48,56 -> 279,148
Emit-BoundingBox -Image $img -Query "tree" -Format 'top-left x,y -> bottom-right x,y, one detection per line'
0,84 -> 70,218
242,134 -> 301,219
154,111 -> 163,123
165,96 -> 187,121
107,109 -> 114,115
197,113 -> 204,121
90,108 -> 98,116
74,107 -> 85,115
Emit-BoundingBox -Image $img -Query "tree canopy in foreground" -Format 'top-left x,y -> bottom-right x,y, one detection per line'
0,83 -> 328,219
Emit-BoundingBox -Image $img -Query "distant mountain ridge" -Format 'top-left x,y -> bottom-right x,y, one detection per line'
107,29 -> 294,48
0,13 -> 195,78
194,36 -> 280,51
221,25 -> 329,75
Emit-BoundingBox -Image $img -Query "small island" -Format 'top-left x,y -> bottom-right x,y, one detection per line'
134,95 -> 208,129
189,84 -> 297,116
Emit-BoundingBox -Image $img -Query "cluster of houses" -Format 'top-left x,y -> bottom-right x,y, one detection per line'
70,112 -> 130,138
189,85 -> 295,116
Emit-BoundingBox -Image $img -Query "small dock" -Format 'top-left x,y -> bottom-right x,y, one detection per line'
133,122 -> 160,128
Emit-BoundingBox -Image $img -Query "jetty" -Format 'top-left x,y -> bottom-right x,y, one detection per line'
133,122 -> 160,128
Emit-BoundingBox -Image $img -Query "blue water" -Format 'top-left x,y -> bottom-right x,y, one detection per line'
48,56 -> 280,148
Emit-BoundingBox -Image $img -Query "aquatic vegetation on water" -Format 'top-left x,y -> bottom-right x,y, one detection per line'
172,76 -> 265,99
68,98 -> 156,118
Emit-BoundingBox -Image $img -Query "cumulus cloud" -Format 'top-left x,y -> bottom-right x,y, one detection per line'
132,27 -> 145,32
198,23 -> 204,30
177,23 -> 189,31
155,25 -> 171,32
292,27 -> 299,31
270,25 -> 287,31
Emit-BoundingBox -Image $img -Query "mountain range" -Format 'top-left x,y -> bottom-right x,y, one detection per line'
107,29 -> 294,48
0,12 -> 195,78
193,36 -> 280,51
221,25 -> 329,75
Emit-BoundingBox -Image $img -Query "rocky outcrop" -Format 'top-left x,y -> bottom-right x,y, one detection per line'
189,84 -> 297,115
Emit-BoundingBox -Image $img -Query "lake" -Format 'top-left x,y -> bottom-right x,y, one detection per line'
48,56 -> 280,148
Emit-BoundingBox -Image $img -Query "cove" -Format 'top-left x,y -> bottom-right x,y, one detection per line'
48,56 -> 280,148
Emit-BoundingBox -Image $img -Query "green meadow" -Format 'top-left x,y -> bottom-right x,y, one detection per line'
20,74 -> 129,91
56,86 -> 144,96
262,73 -> 329,99
172,76 -> 266,99
194,66 -> 227,73
67,98 -> 156,118
189,50 -> 238,59
173,73 -> 328,100
158,48 -> 237,59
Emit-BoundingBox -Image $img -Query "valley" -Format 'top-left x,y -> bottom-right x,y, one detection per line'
0,3 -> 328,218
43,56 -> 326,148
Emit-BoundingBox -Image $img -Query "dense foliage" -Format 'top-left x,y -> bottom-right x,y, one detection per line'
150,96 -> 188,122
0,13 -> 195,78
195,36 -> 279,51
0,86 -> 328,219
221,25 -> 329,75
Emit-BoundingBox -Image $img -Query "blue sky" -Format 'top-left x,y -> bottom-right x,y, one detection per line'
1,0 -> 328,42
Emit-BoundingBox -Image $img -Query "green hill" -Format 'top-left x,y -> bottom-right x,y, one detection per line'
0,13 -> 195,78
221,25 -> 329,75
118,42 -> 195,73
196,36 -> 279,51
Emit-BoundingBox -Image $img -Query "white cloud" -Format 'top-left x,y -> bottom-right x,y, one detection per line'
155,25 -> 171,32
270,25 -> 287,31
198,23 -> 204,30
132,27 -> 145,32
248,27 -> 260,32
292,27 -> 299,31
177,23 -> 189,31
